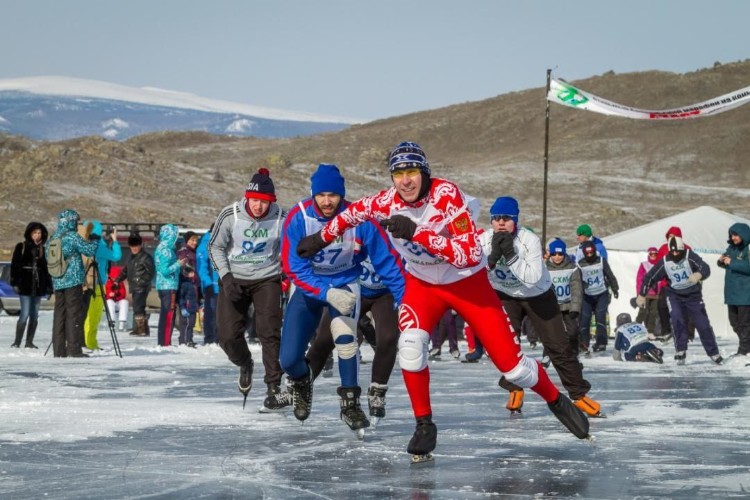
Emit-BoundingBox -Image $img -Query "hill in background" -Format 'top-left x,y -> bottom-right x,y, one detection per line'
1,60 -> 749,254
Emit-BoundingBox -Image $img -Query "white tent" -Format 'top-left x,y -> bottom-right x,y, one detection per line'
602,206 -> 750,339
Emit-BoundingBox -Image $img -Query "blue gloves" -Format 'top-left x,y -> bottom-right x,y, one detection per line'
180,308 -> 190,318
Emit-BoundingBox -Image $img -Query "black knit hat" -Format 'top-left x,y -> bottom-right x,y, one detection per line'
245,168 -> 276,202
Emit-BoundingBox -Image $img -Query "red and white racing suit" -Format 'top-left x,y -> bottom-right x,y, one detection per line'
320,178 -> 561,418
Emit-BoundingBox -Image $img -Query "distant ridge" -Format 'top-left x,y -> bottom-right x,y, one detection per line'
0,76 -> 361,140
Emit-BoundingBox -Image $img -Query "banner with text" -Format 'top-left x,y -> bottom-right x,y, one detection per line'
547,78 -> 750,119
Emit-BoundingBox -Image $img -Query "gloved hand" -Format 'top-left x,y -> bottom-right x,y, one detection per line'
612,289 -> 619,299
297,231 -> 329,258
635,295 -> 647,309
221,273 -> 243,302
687,272 -> 702,284
326,288 -> 357,315
380,215 -> 417,240
629,297 -> 639,309
12,286 -> 20,294
488,231 -> 515,268
180,308 -> 190,318
569,311 -> 579,321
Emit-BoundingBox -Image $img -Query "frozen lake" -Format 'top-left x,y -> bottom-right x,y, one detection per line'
1,311 -> 749,499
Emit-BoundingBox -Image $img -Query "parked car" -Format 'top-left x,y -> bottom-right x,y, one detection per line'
0,261 -> 54,315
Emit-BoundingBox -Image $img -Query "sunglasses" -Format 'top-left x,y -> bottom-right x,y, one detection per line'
491,215 -> 514,222
391,168 -> 421,180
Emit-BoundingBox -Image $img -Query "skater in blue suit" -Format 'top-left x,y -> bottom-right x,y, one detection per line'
280,164 -> 405,435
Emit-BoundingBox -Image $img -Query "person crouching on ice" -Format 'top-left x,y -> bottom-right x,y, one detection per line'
296,141 -> 590,461
612,313 -> 664,363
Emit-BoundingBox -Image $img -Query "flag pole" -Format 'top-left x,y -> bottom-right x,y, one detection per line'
542,69 -> 551,246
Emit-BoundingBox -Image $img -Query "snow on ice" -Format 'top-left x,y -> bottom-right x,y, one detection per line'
1,311 -> 749,499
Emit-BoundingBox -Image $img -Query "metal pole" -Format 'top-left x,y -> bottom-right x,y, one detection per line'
542,69 -> 552,246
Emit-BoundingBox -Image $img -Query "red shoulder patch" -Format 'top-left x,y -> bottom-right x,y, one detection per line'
448,212 -> 473,236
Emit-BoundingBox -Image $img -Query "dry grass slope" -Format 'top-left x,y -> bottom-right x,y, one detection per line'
1,60 -> 749,255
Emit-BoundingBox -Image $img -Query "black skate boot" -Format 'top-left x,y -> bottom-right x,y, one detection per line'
548,393 -> 591,440
238,358 -> 254,409
367,383 -> 388,425
674,351 -> 686,366
408,415 -> 437,463
24,319 -> 39,349
289,369 -> 314,422
322,353 -> 334,378
260,383 -> 292,413
11,320 -> 25,348
337,386 -> 370,439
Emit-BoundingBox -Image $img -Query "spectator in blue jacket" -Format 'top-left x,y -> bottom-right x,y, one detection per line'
280,164 -> 404,432
154,224 -> 185,347
48,209 -> 99,357
197,226 -> 220,345
718,222 -> 750,359
574,224 -> 608,262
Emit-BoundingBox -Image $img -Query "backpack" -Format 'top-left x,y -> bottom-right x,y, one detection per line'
46,237 -> 68,278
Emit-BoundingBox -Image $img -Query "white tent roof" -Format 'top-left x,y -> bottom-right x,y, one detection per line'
603,205 -> 750,254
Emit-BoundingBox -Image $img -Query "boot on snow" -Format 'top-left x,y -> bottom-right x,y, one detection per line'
408,415 -> 437,462
548,393 -> 590,439
238,358 -> 254,409
289,368 -> 314,422
338,386 -> 370,435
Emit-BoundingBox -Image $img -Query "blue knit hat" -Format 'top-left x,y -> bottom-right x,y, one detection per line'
311,164 -> 345,197
389,141 -> 431,175
489,197 -> 519,225
549,238 -> 567,255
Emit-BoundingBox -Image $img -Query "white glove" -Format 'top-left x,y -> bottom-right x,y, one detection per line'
687,272 -> 702,284
635,295 -> 647,309
326,288 -> 356,316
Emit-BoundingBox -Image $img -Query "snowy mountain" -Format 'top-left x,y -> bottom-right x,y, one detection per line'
0,76 -> 361,141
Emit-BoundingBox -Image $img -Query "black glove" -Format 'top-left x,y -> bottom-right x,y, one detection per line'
629,297 -> 638,309
488,231 -> 515,268
297,231 -> 329,258
569,311 -> 580,321
612,290 -> 619,299
220,273 -> 243,302
380,215 -> 417,240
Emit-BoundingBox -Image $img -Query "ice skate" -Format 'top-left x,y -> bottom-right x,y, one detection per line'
548,393 -> 591,439
674,351 -> 686,366
259,383 -> 292,413
289,369 -> 314,421
506,389 -> 524,418
710,354 -> 724,365
450,349 -> 460,359
367,382 -> 388,427
337,386 -> 370,439
238,359 -> 254,410
322,353 -> 334,378
642,348 -> 664,364
408,415 -> 437,463
574,395 -> 606,418
428,347 -> 441,361
462,347 -> 483,363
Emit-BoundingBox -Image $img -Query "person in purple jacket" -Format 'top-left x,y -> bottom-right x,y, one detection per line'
280,164 -> 405,436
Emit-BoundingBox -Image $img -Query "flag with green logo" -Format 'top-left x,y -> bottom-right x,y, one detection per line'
547,78 -> 750,120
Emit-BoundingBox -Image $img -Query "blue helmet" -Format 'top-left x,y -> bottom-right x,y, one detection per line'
388,141 -> 430,175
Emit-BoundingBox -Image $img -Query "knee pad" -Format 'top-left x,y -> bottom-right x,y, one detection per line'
501,355 -> 539,388
331,316 -> 358,360
397,328 -> 430,372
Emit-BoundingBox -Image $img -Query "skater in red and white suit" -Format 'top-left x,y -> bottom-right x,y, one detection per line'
297,142 -> 589,457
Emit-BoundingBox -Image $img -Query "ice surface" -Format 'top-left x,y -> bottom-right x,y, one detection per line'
1,311 -> 749,499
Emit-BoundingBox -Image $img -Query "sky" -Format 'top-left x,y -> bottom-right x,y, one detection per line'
2,0 -> 749,121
